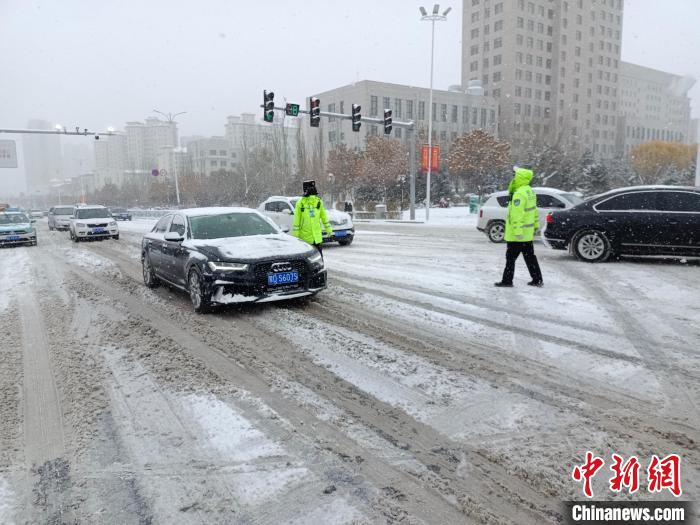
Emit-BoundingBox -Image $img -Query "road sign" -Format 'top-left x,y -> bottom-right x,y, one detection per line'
285,103 -> 300,117
151,168 -> 159,177
420,145 -> 440,172
0,140 -> 18,168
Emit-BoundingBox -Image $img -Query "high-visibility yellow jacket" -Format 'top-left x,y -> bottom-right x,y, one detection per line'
504,168 -> 539,242
292,195 -> 333,245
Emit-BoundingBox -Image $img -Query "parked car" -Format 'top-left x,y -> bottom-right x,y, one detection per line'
0,211 -> 37,246
477,187 -> 584,242
69,205 -> 119,241
110,207 -> 133,221
141,208 -> 327,313
29,209 -> 44,219
48,205 -> 76,231
543,185 -> 700,262
258,196 -> 355,245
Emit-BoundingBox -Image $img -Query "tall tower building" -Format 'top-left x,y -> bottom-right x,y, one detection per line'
23,119 -> 63,191
461,0 -> 623,158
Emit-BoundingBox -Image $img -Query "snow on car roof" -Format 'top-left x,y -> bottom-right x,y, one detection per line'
179,207 -> 262,217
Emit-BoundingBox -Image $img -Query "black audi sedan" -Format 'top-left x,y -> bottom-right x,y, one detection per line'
543,186 -> 700,262
141,208 -> 327,312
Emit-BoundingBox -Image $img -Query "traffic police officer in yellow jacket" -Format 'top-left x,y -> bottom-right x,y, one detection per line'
495,166 -> 544,287
292,180 -> 333,257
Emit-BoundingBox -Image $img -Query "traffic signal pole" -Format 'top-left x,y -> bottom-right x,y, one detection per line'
261,103 -> 417,220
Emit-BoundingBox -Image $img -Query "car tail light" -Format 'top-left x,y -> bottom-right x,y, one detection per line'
546,212 -> 554,224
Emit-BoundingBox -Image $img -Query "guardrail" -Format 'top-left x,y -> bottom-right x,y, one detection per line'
128,209 -> 172,220
352,210 -> 404,220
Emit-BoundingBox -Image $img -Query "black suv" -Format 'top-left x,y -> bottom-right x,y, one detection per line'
543,186 -> 700,262
141,208 -> 327,312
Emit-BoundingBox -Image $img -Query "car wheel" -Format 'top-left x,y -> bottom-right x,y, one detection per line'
142,253 -> 160,288
487,221 -> 506,243
572,229 -> 611,263
71,231 -> 79,242
188,269 -> 211,313
338,237 -> 353,246
113,234 -> 119,240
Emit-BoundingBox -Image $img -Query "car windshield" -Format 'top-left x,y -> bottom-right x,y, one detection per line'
112,208 -> 126,213
560,193 -> 584,205
0,214 -> 30,224
54,207 -> 75,215
189,212 -> 278,240
76,208 -> 111,219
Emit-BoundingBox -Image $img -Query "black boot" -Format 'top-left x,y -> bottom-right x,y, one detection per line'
527,280 -> 544,287
494,281 -> 513,287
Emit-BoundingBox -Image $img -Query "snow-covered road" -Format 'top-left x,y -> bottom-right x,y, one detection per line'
0,217 -> 698,524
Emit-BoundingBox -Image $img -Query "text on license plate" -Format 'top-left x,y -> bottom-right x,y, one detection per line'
335,230 -> 347,237
7,235 -> 21,241
92,228 -> 106,233
268,271 -> 299,286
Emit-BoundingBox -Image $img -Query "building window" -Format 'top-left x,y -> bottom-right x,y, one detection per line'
471,28 -> 479,39
451,105 -> 458,123
495,2 -> 503,14
440,131 -> 447,144
494,20 -> 503,31
515,69 -> 523,80
328,103 -> 336,121
210,160 -> 217,167
517,34 -> 524,45
382,97 -> 390,112
440,104 -> 447,121
407,100 -> 414,119
470,60 -> 478,72
370,95 -> 378,116
209,150 -> 217,155
492,88 -> 501,98
494,37 -> 502,48
432,102 -> 437,121
418,101 -> 425,120
462,106 -> 469,124
494,54 -> 502,65
515,86 -> 522,96
472,108 -> 478,125
219,150 -> 226,156
517,17 -> 524,28
493,71 -> 501,82
395,98 -> 402,118
471,44 -> 479,56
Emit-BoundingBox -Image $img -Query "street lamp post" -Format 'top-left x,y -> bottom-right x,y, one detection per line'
153,109 -> 186,207
419,4 -> 451,222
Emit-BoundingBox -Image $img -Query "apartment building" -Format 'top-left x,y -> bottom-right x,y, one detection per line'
309,79 -> 498,161
462,0 -> 623,158
188,137 -> 235,176
617,62 -> 695,155
124,117 -> 178,172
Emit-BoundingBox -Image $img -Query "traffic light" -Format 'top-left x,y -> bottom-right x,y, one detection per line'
351,104 -> 361,132
383,108 -> 393,135
310,97 -> 321,127
263,90 -> 275,123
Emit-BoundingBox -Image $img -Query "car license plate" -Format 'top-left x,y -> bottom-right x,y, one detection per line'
268,271 -> 299,286
7,235 -> 21,241
92,228 -> 106,234
335,230 -> 347,237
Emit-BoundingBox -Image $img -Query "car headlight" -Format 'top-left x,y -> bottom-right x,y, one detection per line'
207,261 -> 249,272
109,221 -> 117,226
307,252 -> 324,269
76,222 -> 86,228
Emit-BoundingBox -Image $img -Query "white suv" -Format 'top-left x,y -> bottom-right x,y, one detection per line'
477,187 -> 583,242
258,196 -> 355,246
69,205 -> 119,242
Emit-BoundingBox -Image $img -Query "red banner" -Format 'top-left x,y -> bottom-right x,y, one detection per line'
420,145 -> 440,172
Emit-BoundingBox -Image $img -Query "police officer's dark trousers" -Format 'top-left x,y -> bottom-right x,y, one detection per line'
501,241 -> 542,285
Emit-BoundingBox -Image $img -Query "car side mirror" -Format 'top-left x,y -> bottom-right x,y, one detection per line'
164,231 -> 184,242
284,208 -> 293,215
31,219 -> 36,223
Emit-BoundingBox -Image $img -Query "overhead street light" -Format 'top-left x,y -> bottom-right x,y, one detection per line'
419,3 -> 451,222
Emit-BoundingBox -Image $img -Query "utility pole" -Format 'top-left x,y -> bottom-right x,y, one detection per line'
153,109 -> 186,207
408,124 -> 417,220
420,4 -> 451,221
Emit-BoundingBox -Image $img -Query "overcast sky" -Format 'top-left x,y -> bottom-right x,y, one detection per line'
1,0 -> 698,196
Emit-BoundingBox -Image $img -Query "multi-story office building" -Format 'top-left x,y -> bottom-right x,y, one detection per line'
461,0 -> 623,158
23,119 -> 64,192
309,79 -> 498,161
124,117 -> 178,173
94,134 -> 127,187
617,62 -> 695,155
188,137 -> 234,176
157,146 -> 191,179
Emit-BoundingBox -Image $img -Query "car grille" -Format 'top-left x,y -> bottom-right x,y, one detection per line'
90,223 -> 109,228
1,230 -> 27,235
253,259 -> 308,291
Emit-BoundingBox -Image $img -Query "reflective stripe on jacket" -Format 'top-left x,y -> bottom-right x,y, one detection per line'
292,195 -> 333,245
504,168 -> 539,242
